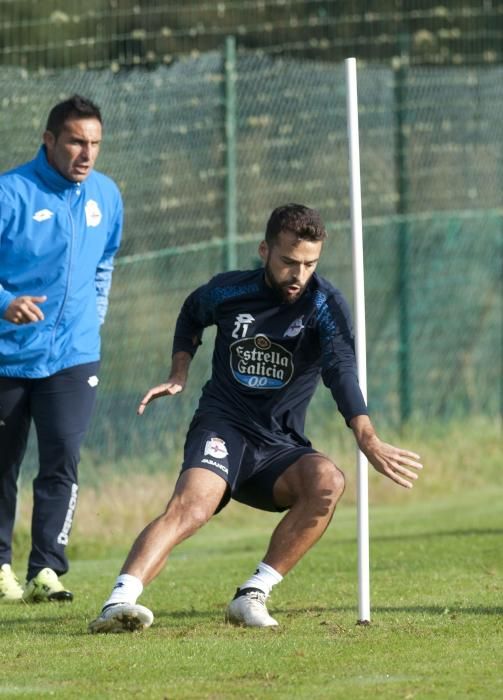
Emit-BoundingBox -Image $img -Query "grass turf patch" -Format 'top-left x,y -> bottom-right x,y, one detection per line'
2,484 -> 502,699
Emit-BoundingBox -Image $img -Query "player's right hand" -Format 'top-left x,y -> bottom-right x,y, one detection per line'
137,381 -> 184,415
4,295 -> 47,324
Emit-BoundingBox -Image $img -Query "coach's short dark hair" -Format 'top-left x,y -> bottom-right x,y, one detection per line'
265,203 -> 327,245
45,95 -> 102,138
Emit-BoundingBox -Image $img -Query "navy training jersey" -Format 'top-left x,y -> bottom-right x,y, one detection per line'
173,269 -> 368,445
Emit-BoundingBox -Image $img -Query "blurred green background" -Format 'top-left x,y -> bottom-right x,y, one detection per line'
0,1 -> 501,471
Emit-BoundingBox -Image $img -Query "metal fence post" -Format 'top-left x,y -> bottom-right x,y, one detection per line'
394,37 -> 411,425
500,212 -> 503,429
224,35 -> 238,270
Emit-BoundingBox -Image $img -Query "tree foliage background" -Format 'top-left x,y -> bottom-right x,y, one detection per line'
1,1 -> 501,71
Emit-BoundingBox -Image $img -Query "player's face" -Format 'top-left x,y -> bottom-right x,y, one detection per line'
43,117 -> 102,183
259,230 -> 323,303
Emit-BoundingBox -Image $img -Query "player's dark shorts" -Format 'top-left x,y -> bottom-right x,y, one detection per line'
181,413 -> 317,513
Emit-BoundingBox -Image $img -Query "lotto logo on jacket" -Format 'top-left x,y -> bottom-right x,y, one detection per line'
230,334 -> 293,389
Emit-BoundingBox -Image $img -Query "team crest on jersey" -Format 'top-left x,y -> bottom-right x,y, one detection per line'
85,199 -> 102,227
230,334 -> 294,389
204,437 -> 229,459
283,316 -> 304,338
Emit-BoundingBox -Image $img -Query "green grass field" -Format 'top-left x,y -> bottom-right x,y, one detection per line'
1,421 -> 502,699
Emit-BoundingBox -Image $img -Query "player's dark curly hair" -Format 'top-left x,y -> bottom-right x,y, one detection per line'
45,95 -> 102,138
265,203 -> 327,245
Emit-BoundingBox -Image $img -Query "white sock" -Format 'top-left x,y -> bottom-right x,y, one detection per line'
103,574 -> 143,609
239,562 -> 283,597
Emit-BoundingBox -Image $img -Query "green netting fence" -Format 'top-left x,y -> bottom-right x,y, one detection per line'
1,1 -> 501,69
0,49 -> 501,470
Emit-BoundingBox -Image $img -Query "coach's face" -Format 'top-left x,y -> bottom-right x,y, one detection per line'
259,230 -> 323,303
44,117 -> 102,183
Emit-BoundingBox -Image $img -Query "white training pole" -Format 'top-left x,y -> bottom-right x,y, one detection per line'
345,57 -> 371,624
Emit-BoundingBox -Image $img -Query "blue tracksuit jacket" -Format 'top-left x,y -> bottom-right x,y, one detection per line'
0,146 -> 123,378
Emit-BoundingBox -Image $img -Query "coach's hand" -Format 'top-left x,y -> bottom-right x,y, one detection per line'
4,295 -> 47,324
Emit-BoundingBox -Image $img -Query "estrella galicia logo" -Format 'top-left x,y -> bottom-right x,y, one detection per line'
230,334 -> 294,389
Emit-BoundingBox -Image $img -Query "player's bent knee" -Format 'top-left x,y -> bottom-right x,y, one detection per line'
276,455 -> 345,508
162,498 -> 213,535
186,502 -> 214,531
311,460 -> 345,500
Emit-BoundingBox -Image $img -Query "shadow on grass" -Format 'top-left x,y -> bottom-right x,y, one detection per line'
1,602 -> 502,639
371,605 -> 503,616
274,604 -> 503,617
332,527 -> 503,546
198,527 -> 503,561
0,608 -> 219,635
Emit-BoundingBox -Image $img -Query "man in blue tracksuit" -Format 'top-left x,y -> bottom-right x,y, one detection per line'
0,95 -> 123,602
89,203 -> 422,634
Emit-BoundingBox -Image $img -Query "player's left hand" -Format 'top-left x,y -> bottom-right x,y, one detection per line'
361,436 -> 423,488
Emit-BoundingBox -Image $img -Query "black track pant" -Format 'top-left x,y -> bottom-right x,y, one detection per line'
0,362 -> 99,581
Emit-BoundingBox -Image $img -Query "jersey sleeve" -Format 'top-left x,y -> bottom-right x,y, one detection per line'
95,190 -> 123,325
172,279 -> 218,357
316,288 -> 368,424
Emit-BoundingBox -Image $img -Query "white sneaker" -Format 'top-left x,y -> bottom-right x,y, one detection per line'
0,564 -> 24,602
88,603 -> 154,634
226,587 -> 278,627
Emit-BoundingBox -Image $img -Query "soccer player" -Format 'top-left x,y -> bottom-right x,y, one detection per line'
0,95 -> 123,603
89,203 -> 421,633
